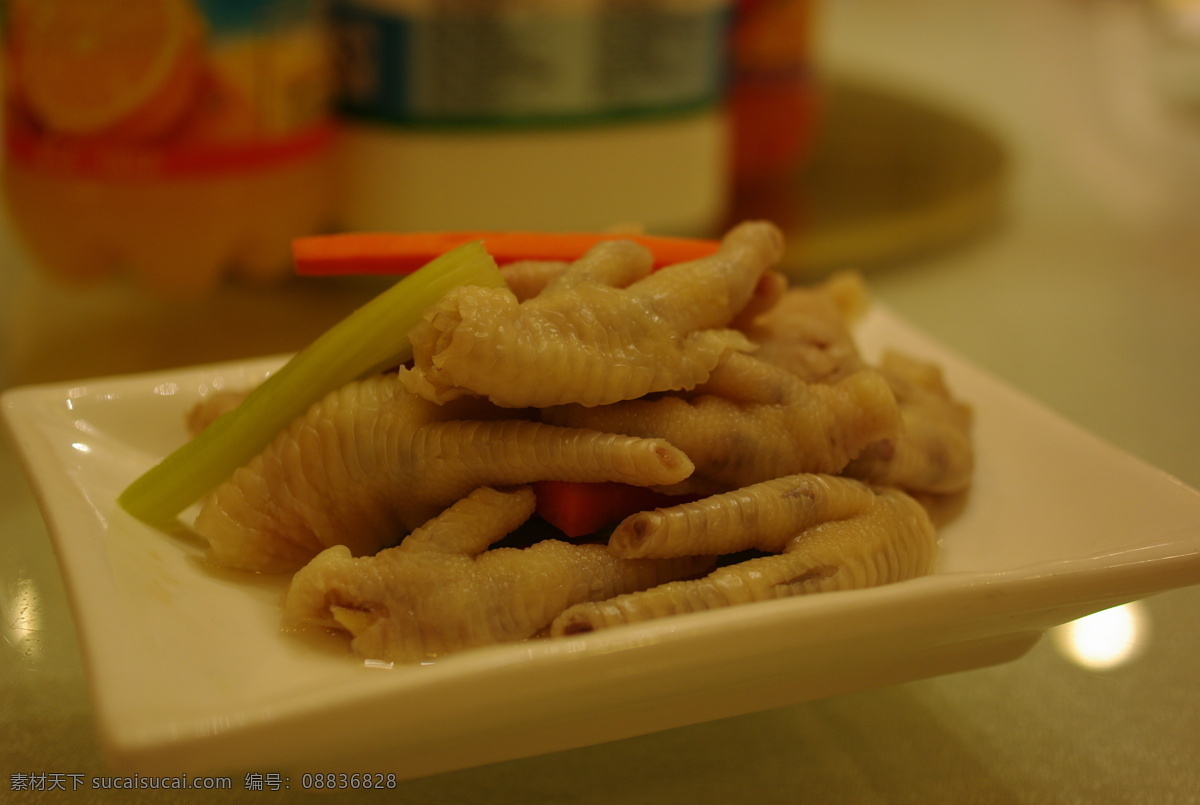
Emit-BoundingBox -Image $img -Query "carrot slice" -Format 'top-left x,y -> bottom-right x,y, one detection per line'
293,231 -> 721,276
533,480 -> 699,539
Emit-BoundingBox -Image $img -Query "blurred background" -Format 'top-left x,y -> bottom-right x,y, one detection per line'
1,0 -> 1197,389
1,0 -> 1197,392
2,0 -> 1198,801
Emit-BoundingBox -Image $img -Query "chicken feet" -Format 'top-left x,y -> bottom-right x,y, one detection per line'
402,220 -> 784,408
550,474 -> 936,635
737,272 -> 868,383
285,486 -> 715,663
843,351 -> 974,495
194,373 -> 694,572
543,353 -> 901,495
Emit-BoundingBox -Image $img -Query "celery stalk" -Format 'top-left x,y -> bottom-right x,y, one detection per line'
118,241 -> 504,525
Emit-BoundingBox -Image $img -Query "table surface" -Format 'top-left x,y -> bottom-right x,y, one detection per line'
3,1 -> 1198,802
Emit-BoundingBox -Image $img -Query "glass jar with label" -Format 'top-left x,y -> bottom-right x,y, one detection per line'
330,0 -> 732,236
2,0 -> 338,295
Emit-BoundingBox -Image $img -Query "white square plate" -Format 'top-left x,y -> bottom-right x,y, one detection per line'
4,304 -> 1200,779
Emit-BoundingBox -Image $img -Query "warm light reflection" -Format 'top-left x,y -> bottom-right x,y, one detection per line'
5,577 -> 43,661
1051,602 -> 1150,670
363,659 -> 395,670
1159,0 -> 1200,37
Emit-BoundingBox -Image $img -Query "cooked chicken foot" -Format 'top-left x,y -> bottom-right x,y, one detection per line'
844,351 -> 974,495
737,272 -> 868,384
499,260 -> 571,302
392,484 -> 537,556
186,389 -> 251,436
194,373 -> 694,573
284,486 -> 716,663
544,354 -> 901,495
503,259 -> 790,324
608,474 -> 878,558
549,476 -> 936,635
402,220 -> 784,408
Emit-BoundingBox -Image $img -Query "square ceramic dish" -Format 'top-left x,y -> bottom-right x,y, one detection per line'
4,303 -> 1200,779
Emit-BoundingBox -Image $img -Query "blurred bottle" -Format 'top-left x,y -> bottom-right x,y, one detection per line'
729,0 -> 818,184
1,0 -> 338,295
330,0 -> 731,236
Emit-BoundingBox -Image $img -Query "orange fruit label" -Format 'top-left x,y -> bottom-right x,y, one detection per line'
3,0 -> 335,180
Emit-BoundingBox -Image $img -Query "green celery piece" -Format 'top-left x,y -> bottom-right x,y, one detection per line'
118,241 -> 504,525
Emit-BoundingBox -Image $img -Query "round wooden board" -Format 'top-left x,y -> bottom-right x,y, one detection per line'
726,77 -> 1009,281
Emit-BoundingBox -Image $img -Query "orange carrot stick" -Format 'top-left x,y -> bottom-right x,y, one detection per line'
293,231 -> 721,276
533,480 -> 699,539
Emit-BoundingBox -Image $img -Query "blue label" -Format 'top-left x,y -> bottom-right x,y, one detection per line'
332,1 -> 730,129
197,0 -> 320,34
